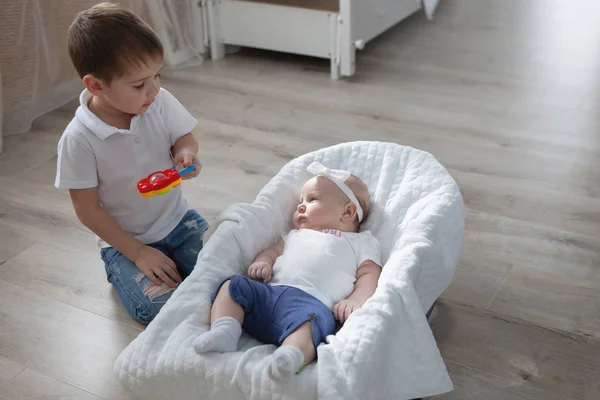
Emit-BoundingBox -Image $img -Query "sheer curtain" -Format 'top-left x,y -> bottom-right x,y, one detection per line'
0,0 -> 207,153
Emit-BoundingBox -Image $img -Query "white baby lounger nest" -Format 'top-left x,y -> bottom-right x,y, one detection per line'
115,141 -> 465,400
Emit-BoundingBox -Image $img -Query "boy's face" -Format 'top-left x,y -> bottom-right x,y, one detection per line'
99,55 -> 163,115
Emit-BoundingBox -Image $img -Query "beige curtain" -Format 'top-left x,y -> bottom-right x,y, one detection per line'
0,0 -> 207,153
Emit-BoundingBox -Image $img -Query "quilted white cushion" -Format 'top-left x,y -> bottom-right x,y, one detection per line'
115,141 -> 464,400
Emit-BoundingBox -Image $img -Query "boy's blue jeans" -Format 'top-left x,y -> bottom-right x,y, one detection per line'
101,209 -> 209,325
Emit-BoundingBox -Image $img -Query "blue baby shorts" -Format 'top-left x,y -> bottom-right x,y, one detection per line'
211,275 -> 336,350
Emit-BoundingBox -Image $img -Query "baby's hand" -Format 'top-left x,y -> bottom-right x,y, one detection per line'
248,260 -> 272,283
173,150 -> 201,180
334,299 -> 361,323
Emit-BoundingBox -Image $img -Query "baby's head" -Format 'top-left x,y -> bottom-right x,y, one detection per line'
293,163 -> 370,233
68,2 -> 163,114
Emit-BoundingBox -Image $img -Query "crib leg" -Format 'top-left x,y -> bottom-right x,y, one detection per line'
339,2 -> 356,77
207,0 -> 225,60
329,13 -> 340,80
330,58 -> 340,80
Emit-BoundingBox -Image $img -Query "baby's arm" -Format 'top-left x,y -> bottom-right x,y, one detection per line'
248,239 -> 284,283
334,260 -> 381,323
70,188 -> 181,288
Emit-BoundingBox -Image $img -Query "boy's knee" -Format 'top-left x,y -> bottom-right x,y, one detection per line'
135,311 -> 155,325
131,272 -> 175,324
127,300 -> 158,325
132,292 -> 171,325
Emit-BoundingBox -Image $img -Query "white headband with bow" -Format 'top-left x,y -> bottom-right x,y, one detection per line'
306,161 -> 364,222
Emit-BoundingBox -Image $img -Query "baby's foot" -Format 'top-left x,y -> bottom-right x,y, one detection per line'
269,345 -> 305,380
193,317 -> 242,353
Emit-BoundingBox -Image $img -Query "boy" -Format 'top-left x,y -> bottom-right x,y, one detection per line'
55,2 -> 208,324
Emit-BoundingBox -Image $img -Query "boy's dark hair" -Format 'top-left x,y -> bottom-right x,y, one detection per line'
68,2 -> 163,82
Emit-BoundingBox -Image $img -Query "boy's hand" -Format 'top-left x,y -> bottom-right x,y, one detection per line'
134,246 -> 182,288
334,298 -> 361,323
248,260 -> 273,283
173,150 -> 201,180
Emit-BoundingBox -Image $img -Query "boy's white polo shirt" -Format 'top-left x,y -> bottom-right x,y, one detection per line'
55,88 -> 197,248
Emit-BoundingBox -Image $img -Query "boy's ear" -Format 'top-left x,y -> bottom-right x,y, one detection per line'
82,74 -> 105,96
341,202 -> 357,221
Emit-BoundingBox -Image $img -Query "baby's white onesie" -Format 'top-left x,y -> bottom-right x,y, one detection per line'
270,228 -> 382,309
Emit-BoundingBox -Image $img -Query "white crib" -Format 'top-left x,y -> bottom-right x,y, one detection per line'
203,0 -> 439,79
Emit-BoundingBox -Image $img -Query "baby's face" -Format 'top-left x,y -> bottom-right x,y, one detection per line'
293,177 -> 346,230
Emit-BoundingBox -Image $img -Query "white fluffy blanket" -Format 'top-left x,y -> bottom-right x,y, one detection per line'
115,141 -> 464,400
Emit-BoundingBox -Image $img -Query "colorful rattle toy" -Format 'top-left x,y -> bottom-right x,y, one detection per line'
137,165 -> 195,198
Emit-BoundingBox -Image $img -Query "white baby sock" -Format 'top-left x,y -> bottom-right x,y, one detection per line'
193,316 -> 242,353
269,345 -> 305,380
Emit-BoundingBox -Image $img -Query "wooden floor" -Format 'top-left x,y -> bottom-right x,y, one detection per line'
1,0 -> 599,398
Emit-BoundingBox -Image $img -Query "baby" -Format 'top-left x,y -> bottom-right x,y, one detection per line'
194,162 -> 382,380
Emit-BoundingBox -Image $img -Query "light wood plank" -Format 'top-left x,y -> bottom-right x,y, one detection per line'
0,279 -> 139,400
430,362 -> 566,400
0,367 -> 104,400
0,356 -> 26,387
490,265 -> 600,340
430,301 -> 600,399
0,231 -> 140,327
0,130 -> 62,179
0,221 -> 37,266
163,67 -> 600,200
443,208 -> 600,314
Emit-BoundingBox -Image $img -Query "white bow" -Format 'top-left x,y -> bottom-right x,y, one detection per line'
306,162 -> 364,222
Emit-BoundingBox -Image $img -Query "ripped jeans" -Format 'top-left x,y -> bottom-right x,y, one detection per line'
100,210 -> 209,325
